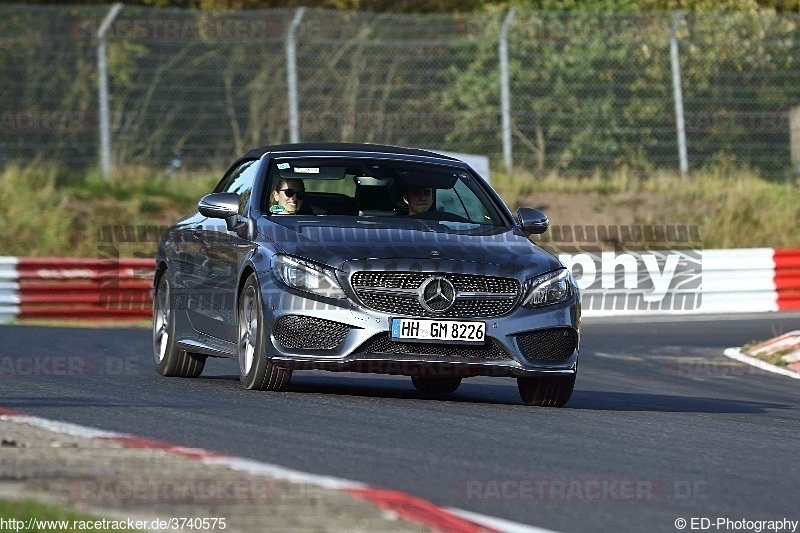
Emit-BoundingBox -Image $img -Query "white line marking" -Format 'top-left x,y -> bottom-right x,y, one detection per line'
592,352 -> 643,361
1,414 -> 125,439
447,507 -> 561,533
202,456 -> 366,491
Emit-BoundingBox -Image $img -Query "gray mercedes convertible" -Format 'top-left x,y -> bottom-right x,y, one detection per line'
153,143 -> 580,406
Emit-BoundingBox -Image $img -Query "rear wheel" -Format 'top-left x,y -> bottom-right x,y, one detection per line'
517,374 -> 575,407
152,272 -> 205,378
411,376 -> 462,394
237,273 -> 292,391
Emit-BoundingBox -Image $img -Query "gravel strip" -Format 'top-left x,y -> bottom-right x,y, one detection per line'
0,417 -> 429,533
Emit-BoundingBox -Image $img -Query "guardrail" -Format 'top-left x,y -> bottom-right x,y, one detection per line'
0,258 -> 153,322
0,249 -> 798,323
775,248 -> 800,311
575,248 -> 799,317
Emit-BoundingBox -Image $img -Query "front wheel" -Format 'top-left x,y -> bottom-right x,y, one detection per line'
411,376 -> 462,394
237,273 -> 292,391
152,272 -> 205,378
517,374 -> 576,407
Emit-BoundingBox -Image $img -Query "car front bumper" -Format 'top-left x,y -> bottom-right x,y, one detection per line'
259,276 -> 580,379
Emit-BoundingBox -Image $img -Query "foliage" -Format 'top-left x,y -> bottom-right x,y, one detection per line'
0,163 -> 218,257
492,166 -> 800,249
0,499 -> 143,532
0,5 -> 797,178
7,0 -> 800,12
1,165 -> 798,257
440,10 -> 800,177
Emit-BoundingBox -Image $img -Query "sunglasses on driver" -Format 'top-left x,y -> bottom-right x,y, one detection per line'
278,188 -> 305,200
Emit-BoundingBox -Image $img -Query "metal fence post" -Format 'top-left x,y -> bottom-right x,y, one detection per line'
670,10 -> 689,180
790,107 -> 800,179
286,7 -> 306,144
499,8 -> 516,174
97,3 -> 123,179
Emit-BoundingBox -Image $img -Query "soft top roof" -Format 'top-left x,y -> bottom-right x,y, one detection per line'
238,143 -> 462,163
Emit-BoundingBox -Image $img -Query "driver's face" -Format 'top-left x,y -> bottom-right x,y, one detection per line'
272,179 -> 305,214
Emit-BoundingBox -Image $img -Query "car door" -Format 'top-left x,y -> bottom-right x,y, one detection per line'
161,209 -> 209,340
188,159 -> 260,343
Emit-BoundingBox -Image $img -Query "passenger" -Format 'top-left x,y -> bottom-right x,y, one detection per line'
402,186 -> 434,216
271,178 -> 305,215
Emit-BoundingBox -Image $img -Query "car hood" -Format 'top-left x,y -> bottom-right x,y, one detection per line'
258,217 -> 562,275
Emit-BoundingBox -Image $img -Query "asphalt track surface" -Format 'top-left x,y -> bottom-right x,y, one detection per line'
2,313 -> 799,533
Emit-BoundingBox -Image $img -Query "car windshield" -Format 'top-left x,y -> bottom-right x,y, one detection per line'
264,157 -> 507,227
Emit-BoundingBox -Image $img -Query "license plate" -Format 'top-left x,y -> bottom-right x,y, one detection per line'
390,318 -> 485,344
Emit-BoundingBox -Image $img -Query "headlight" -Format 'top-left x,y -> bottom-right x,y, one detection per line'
522,269 -> 575,308
272,255 -> 346,299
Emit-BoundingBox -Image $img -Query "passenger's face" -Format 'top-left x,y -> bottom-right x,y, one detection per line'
404,187 -> 433,215
272,179 -> 305,214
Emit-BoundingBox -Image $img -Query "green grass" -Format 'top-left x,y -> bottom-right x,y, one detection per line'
0,163 -> 798,256
0,163 -> 219,257
492,167 -> 800,249
751,347 -> 795,367
0,498 -> 143,532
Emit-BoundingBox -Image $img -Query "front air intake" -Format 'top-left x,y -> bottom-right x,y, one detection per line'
516,328 -> 577,361
273,315 -> 351,350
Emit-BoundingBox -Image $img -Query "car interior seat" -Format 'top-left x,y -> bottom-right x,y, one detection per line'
354,177 -> 396,217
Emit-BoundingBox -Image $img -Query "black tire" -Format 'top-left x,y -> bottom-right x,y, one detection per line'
152,272 -> 206,378
237,273 -> 292,391
411,376 -> 462,394
517,374 -> 576,407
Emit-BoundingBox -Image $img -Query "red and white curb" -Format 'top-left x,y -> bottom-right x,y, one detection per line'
723,348 -> 800,380
723,330 -> 800,379
0,408 -> 555,533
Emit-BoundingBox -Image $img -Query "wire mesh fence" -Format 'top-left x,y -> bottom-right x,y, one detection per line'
0,4 -> 798,178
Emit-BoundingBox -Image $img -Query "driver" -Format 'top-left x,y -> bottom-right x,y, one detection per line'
271,178 -> 305,215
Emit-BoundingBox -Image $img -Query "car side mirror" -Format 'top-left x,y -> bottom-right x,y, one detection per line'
517,207 -> 549,235
198,192 -> 240,231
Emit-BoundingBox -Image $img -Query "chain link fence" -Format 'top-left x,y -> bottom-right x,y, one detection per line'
1,4 -> 798,178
